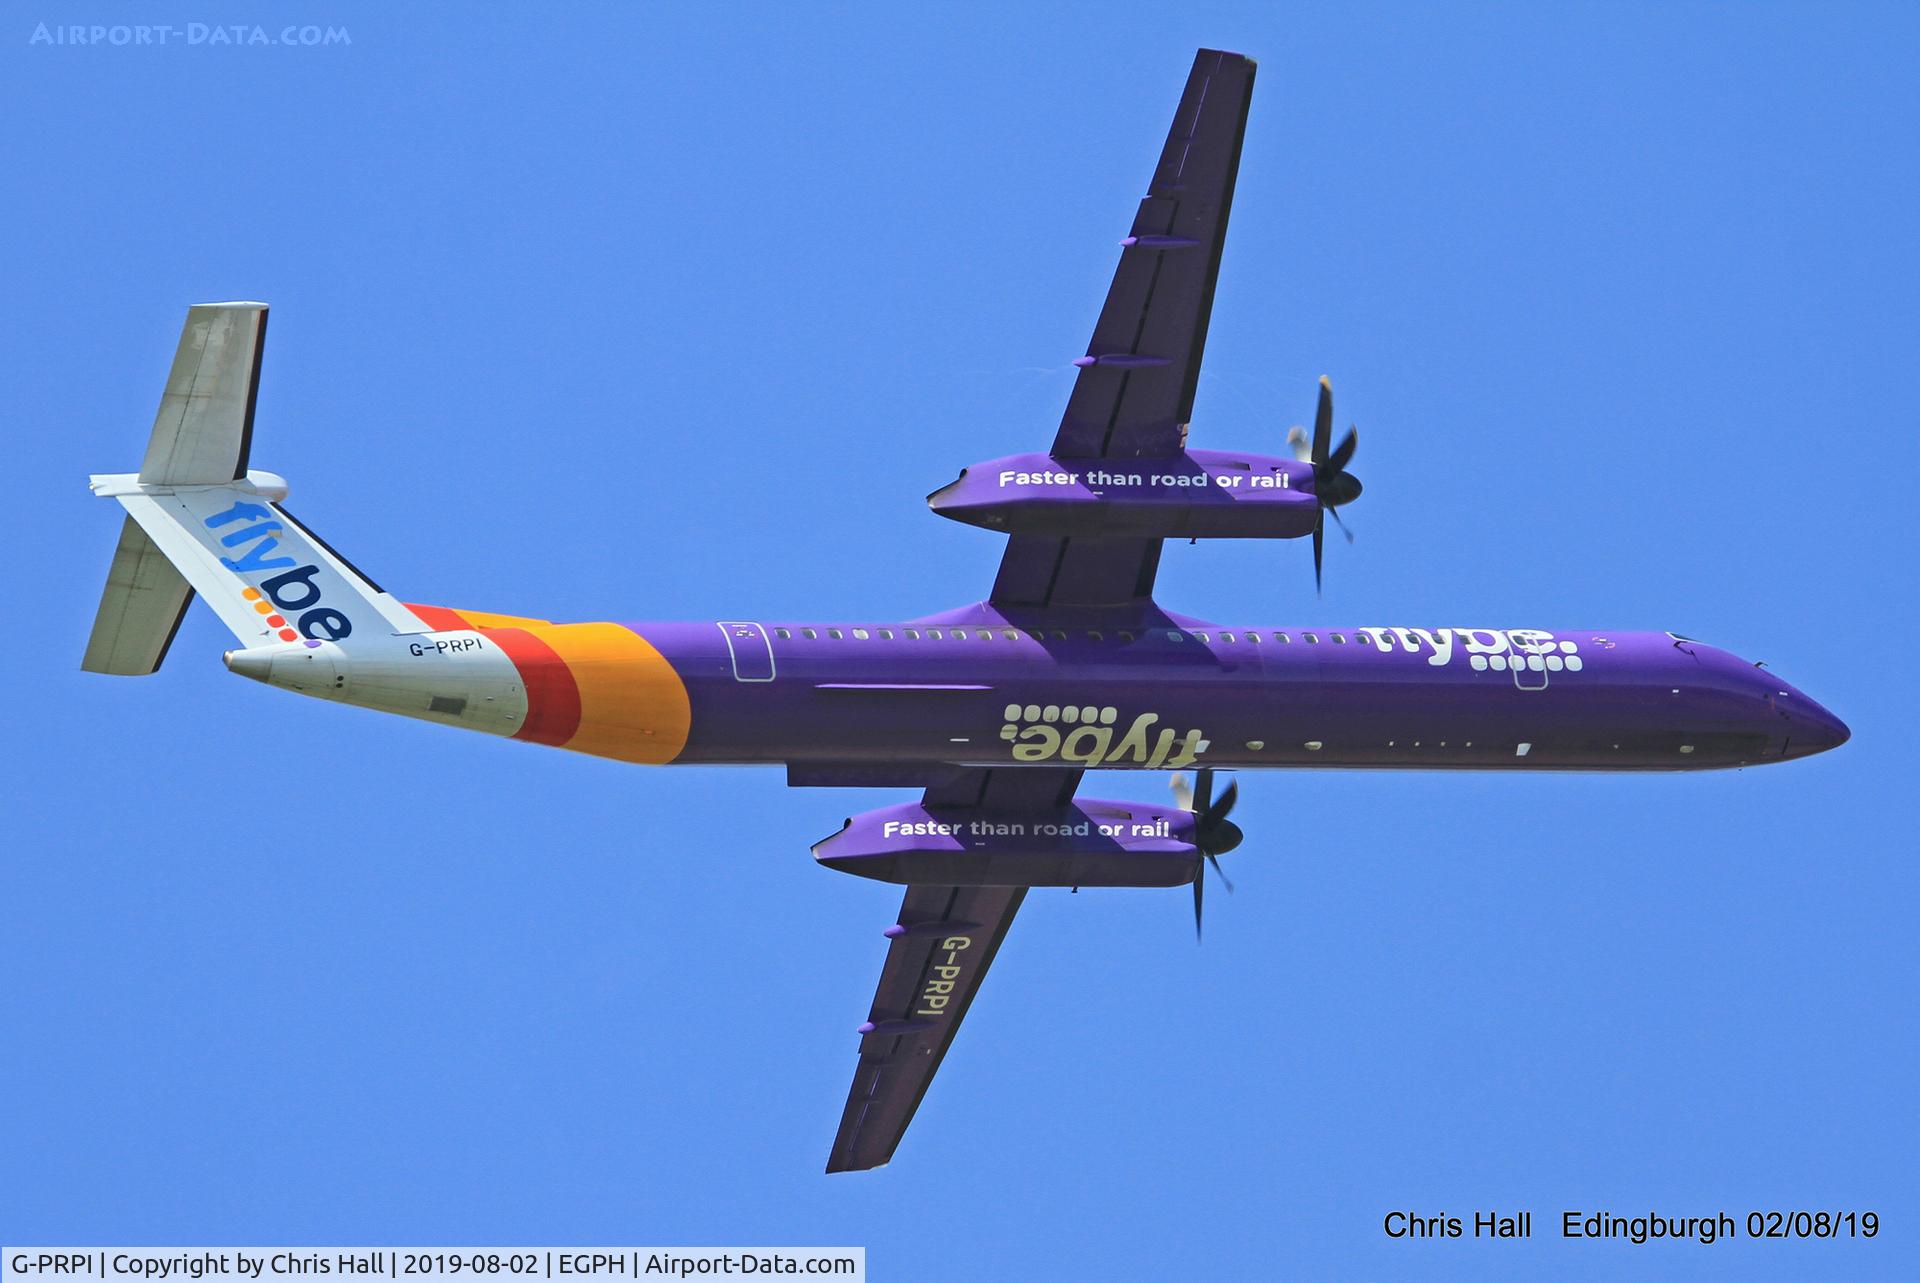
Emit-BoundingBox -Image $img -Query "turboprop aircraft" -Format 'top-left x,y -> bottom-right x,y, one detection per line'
82,48 -> 1847,1173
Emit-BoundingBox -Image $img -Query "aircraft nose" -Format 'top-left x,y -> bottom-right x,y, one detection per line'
1797,700 -> 1851,755
1771,685 -> 1849,759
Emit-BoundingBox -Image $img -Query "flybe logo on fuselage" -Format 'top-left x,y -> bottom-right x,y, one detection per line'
1357,627 -> 1584,673
204,500 -> 353,641
1000,702 -> 1208,768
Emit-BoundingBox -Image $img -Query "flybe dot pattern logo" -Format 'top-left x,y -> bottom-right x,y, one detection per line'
240,586 -> 299,642
1000,702 -> 1208,768
205,499 -> 353,641
1357,628 -> 1584,677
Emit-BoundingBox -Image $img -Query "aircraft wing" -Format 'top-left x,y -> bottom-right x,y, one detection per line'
992,48 -> 1256,610
825,767 -> 1081,1172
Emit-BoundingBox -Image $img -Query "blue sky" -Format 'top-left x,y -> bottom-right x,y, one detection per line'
3,3 -> 1915,1278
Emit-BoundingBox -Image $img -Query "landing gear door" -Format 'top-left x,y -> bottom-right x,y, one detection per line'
718,621 -> 776,682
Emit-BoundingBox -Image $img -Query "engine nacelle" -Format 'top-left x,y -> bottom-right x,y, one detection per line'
812,797 -> 1202,887
928,449 -> 1318,539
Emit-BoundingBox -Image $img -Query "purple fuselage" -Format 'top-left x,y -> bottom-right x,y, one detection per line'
635,613 -> 1848,774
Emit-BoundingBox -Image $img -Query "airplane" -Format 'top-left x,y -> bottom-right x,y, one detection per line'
81,48 -> 1848,1174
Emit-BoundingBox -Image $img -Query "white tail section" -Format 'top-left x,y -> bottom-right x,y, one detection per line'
84,302 -> 428,672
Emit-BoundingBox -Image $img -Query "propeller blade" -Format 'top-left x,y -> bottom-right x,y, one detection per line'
1192,862 -> 1204,941
1287,426 -> 1311,463
1182,770 -> 1244,934
1313,376 -> 1333,465
1327,424 -> 1358,474
1328,505 -> 1356,543
1313,511 -> 1324,595
1211,778 -> 1239,824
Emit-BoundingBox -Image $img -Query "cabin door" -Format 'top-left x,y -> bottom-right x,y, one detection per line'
717,621 -> 776,682
1511,645 -> 1551,690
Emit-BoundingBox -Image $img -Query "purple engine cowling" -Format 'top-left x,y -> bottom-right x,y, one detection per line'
927,449 -> 1320,539
813,797 -> 1203,887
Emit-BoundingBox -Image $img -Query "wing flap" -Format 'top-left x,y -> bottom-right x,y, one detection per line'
989,534 -> 1163,610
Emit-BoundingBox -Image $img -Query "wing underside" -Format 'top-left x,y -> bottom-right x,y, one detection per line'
991,49 -> 1256,611
825,767 -> 1080,1172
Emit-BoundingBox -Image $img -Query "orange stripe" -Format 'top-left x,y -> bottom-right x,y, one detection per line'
532,623 -> 690,764
455,607 -> 556,629
405,603 -> 556,631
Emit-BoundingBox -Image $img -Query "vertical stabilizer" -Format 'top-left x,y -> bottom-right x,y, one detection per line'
84,302 -> 428,673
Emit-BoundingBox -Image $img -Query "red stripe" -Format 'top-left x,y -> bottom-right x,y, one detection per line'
407,603 -> 472,631
487,627 -> 583,746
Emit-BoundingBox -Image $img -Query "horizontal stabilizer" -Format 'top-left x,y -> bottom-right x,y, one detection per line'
81,515 -> 195,675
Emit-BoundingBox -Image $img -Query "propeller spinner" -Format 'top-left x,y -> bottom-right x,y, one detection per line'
1286,375 -> 1363,593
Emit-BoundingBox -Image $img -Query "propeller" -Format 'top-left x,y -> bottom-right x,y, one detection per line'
1171,767 -> 1243,940
1286,375 -> 1363,593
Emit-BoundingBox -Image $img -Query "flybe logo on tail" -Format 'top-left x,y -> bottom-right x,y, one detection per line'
1000,702 -> 1208,768
205,500 -> 353,641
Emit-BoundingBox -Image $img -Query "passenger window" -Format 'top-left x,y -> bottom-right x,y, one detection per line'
852,628 -> 870,640
1305,632 -> 1318,644
1332,633 -> 1345,644
1002,629 -> 1019,641
878,629 -> 893,640
925,629 -> 940,640
1088,630 -> 1105,642
1050,630 -> 1068,640
1193,631 -> 1210,642
1118,630 -> 1135,642
1247,631 -> 1262,643
802,628 -> 818,640
774,628 -> 791,640
951,629 -> 966,640
1220,631 -> 1235,643
976,629 -> 993,640
1274,632 -> 1288,643
828,629 -> 844,640
1166,631 -> 1184,642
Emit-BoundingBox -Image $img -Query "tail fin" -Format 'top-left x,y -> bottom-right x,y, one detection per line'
83,302 -> 427,673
